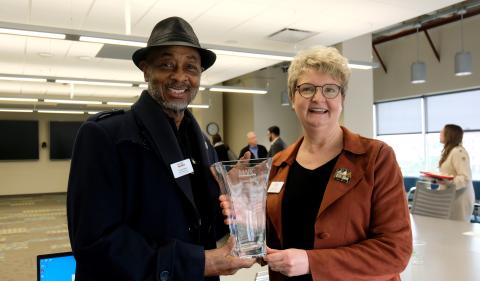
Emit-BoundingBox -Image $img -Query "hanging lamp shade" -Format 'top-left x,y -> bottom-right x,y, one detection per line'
411,61 -> 426,84
455,51 -> 472,76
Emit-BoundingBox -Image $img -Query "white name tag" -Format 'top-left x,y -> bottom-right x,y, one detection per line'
170,159 -> 194,179
268,181 -> 284,193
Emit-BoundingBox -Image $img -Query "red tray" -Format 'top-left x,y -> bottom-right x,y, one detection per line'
420,171 -> 454,180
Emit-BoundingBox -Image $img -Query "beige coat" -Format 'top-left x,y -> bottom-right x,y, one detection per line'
266,127 -> 412,281
439,145 -> 475,221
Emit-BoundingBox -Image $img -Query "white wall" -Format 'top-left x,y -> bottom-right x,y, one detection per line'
374,15 -> 480,101
223,65 -> 301,156
191,90 -> 223,138
341,34 -> 375,137
224,91 -> 254,156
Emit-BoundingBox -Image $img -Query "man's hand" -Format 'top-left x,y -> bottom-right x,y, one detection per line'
204,236 -> 256,276
219,194 -> 233,225
263,247 -> 310,277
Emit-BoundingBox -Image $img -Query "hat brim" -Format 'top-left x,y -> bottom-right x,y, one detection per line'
132,42 -> 216,71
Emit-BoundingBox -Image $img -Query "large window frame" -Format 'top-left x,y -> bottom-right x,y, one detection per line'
375,88 -> 480,180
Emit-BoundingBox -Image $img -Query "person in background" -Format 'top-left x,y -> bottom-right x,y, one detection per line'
67,16 -> 254,281
239,131 -> 268,160
267,125 -> 287,157
262,46 -> 412,281
438,124 -> 475,221
212,133 -> 236,162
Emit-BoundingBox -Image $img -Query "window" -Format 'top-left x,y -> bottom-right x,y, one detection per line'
376,98 -> 422,135
426,89 -> 480,132
375,89 -> 480,180
377,134 -> 424,177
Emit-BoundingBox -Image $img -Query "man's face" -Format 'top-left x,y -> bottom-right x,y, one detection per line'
247,132 -> 257,146
267,131 -> 273,142
142,46 -> 202,112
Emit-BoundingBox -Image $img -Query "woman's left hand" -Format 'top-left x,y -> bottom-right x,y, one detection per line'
436,178 -> 452,186
263,247 -> 310,277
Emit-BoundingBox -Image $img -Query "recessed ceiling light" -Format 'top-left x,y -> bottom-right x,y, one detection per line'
38,52 -> 54,57
37,110 -> 85,114
0,97 -> 39,102
78,56 -> 93,61
0,108 -> 34,113
44,99 -> 102,105
0,27 -> 66,39
209,86 -> 268,94
79,36 -> 147,47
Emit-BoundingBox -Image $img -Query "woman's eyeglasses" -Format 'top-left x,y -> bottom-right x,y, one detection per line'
295,83 -> 342,99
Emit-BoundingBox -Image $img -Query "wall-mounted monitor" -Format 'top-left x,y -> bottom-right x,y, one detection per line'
49,121 -> 83,160
0,120 -> 39,160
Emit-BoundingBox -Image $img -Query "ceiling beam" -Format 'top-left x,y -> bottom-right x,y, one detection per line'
423,30 -> 440,62
373,6 -> 480,45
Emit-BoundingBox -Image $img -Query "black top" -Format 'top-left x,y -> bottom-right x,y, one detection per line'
214,143 -> 230,162
282,155 -> 339,281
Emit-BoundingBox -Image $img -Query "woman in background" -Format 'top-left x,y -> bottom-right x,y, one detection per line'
439,124 -> 475,221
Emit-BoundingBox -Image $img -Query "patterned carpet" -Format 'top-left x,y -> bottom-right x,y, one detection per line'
0,193 -> 70,281
0,193 -> 268,281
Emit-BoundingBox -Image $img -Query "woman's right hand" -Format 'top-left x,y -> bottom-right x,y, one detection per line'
264,247 -> 310,277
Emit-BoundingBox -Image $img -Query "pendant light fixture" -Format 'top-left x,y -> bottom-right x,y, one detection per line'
455,9 -> 472,76
411,24 -> 426,84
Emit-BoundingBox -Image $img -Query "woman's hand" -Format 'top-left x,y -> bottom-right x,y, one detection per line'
436,178 -> 452,186
264,247 -> 310,277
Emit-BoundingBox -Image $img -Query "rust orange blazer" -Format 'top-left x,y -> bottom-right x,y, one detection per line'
266,127 -> 412,281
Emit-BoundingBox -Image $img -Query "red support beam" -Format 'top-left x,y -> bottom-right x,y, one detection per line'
423,30 -> 441,62
373,6 -> 480,45
372,44 -> 388,73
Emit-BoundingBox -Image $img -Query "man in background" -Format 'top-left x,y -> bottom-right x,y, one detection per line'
239,131 -> 267,159
267,125 -> 287,157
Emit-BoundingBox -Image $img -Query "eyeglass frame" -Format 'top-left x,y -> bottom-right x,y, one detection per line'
295,83 -> 344,99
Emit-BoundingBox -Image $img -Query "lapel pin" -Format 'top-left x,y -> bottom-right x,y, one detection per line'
334,168 -> 352,183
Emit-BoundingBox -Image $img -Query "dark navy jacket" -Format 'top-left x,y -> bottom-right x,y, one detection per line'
67,91 -> 225,281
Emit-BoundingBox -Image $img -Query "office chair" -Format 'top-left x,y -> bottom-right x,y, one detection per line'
410,180 -> 456,219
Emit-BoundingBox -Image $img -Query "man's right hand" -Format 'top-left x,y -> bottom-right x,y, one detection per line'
204,236 -> 256,276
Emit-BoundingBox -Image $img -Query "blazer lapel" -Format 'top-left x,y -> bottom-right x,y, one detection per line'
132,91 -> 198,213
318,127 -> 366,215
318,153 -> 363,215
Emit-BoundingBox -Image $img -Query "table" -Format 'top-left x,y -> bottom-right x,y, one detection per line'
222,215 -> 480,281
401,215 -> 480,281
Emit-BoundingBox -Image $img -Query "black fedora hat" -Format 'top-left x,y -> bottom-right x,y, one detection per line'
132,16 -> 216,71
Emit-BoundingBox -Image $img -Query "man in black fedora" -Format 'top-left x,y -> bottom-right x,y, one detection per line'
67,17 -> 255,281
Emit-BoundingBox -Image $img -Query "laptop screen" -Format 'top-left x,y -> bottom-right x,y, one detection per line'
37,252 -> 76,281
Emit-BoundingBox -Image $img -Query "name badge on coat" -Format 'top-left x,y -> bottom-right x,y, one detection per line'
171,159 -> 194,179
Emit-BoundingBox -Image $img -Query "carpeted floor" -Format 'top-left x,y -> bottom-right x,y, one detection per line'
0,193 -> 70,281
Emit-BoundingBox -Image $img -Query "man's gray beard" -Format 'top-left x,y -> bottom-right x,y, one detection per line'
147,82 -> 198,113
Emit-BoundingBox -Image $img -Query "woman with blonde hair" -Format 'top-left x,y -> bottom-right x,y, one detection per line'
262,46 -> 412,281
220,46 -> 412,280
439,124 -> 475,221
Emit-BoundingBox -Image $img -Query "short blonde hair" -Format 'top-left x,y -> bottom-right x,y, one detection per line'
287,46 -> 351,100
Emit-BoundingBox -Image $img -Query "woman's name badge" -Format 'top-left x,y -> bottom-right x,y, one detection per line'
268,181 -> 284,193
170,159 -> 194,179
